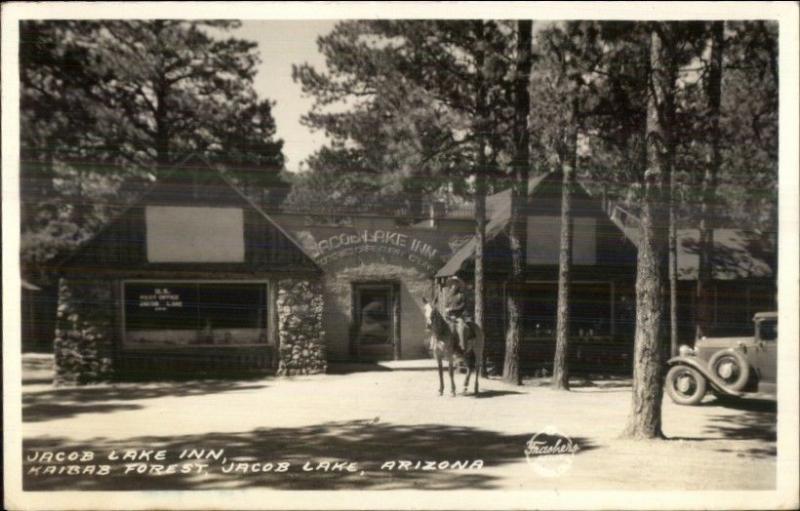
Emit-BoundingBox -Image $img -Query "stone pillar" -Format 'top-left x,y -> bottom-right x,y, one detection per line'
276,278 -> 326,375
53,278 -> 115,384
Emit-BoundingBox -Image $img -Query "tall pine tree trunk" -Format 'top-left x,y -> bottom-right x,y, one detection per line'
668,164 -> 678,357
503,20 -> 533,385
71,168 -> 85,230
623,25 -> 676,439
696,21 -> 724,340
552,96 -> 578,391
473,20 -> 488,332
475,176 -> 487,328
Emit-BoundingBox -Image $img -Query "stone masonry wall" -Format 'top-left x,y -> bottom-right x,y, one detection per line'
54,278 -> 115,384
276,278 -> 326,375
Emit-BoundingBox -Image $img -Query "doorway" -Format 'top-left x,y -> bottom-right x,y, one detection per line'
352,282 -> 400,361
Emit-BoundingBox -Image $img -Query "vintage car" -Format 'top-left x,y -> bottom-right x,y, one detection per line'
665,311 -> 777,405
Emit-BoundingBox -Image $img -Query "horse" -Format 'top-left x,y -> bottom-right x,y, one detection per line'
422,297 -> 485,396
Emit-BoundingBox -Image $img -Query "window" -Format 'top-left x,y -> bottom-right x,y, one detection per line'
517,282 -> 612,338
712,282 -> 753,336
123,282 -> 268,347
526,216 -> 597,265
758,320 -> 777,341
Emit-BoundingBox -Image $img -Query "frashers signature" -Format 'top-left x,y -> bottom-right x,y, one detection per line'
523,426 -> 580,478
525,437 -> 580,456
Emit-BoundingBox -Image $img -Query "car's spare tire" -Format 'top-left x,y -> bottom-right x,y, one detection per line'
708,349 -> 750,391
665,365 -> 707,406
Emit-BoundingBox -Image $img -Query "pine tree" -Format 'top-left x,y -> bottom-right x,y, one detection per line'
503,20 -> 533,385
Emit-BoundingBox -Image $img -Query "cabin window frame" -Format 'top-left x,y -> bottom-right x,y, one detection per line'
525,215 -> 598,265
120,279 -> 271,349
504,279 -> 616,340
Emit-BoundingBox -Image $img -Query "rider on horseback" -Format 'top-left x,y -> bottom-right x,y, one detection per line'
443,275 -> 470,355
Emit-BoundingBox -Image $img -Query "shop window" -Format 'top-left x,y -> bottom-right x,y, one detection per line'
517,282 -> 612,338
123,282 -> 268,347
711,281 -> 776,337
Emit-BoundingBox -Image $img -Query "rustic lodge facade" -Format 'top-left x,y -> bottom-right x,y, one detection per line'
40,164 -> 776,383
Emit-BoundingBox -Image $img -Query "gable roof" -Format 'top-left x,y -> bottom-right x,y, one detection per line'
436,172 -> 581,277
57,157 -> 321,273
436,172 -> 774,281
436,189 -> 512,277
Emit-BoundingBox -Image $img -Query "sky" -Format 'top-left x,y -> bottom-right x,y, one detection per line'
231,20 -> 338,173
230,20 -> 550,174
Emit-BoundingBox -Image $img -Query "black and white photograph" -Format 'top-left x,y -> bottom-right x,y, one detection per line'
2,2 -> 798,510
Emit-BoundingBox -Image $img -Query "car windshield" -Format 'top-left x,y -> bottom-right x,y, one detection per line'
758,320 -> 777,341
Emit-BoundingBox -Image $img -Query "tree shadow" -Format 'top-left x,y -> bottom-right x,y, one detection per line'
23,421 -> 598,491
668,399 -> 776,460
704,410 -> 776,444
23,402 -> 144,422
695,396 -> 776,413
472,390 -> 525,399
22,354 -> 55,384
327,362 -> 392,374
23,355 -> 54,373
522,375 -> 631,392
569,377 -> 632,390
23,379 -> 269,422
680,230 -> 775,280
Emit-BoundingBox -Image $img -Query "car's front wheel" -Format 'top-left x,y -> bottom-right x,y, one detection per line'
708,349 -> 750,391
665,365 -> 707,405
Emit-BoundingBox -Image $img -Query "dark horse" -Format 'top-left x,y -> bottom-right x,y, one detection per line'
422,297 -> 484,396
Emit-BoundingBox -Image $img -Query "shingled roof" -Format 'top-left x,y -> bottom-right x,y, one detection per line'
435,189 -> 512,277
436,172 -> 575,278
616,224 -> 774,280
436,172 -> 775,281
57,157 -> 321,274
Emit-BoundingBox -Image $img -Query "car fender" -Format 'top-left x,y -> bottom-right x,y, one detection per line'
666,356 -> 744,397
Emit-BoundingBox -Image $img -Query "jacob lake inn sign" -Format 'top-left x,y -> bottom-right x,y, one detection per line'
46,165 -> 776,384
303,228 -> 445,271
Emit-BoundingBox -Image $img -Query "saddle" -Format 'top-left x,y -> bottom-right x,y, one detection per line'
460,322 -> 476,344
446,317 -> 475,350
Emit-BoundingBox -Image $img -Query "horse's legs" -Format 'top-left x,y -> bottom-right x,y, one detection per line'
474,347 -> 482,395
447,355 -> 456,396
436,352 -> 444,396
463,356 -> 472,394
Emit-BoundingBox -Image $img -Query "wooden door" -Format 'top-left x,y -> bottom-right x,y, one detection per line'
353,283 -> 400,361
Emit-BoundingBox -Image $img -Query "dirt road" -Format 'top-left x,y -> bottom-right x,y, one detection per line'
20,360 -> 775,491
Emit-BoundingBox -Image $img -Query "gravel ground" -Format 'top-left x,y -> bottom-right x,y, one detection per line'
19,357 -> 776,491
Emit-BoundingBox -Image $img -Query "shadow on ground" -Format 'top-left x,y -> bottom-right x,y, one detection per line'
472,390 -> 525,399
327,363 -> 392,374
23,420 -> 597,491
522,375 -> 632,392
23,379 -> 269,422
669,398 -> 776,460
22,356 -> 54,372
22,355 -> 55,384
